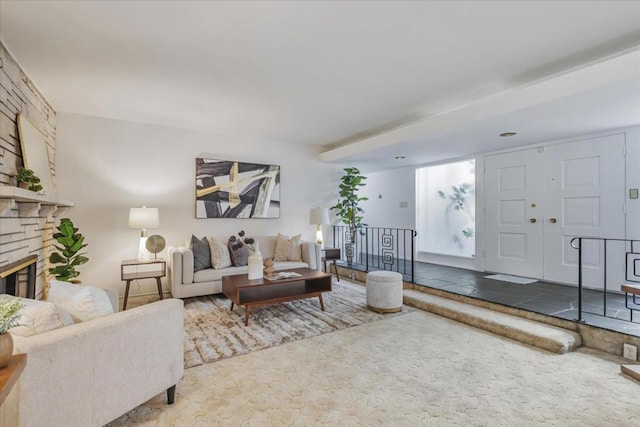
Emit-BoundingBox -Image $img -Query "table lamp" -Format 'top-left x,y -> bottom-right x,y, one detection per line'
309,207 -> 330,248
128,206 -> 159,261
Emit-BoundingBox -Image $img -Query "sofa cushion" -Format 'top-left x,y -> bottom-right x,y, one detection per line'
208,237 -> 233,269
190,235 -> 212,272
273,261 -> 309,270
7,296 -> 72,337
47,280 -> 114,323
193,266 -> 249,283
274,233 -> 303,261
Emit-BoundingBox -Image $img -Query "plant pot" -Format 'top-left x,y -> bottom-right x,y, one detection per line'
0,333 -> 13,368
18,181 -> 29,189
345,241 -> 356,266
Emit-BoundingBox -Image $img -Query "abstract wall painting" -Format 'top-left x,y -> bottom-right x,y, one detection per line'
195,158 -> 280,218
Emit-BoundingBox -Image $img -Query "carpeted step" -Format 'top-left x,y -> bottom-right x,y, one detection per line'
621,364 -> 640,382
404,289 -> 582,354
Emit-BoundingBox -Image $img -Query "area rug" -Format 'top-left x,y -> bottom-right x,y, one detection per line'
183,279 -> 410,368
484,274 -> 538,285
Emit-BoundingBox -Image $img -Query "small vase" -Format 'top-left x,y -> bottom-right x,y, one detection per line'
263,258 -> 275,276
0,333 -> 13,368
247,243 -> 263,280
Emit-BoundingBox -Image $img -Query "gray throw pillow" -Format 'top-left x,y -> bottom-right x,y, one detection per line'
228,240 -> 250,266
191,235 -> 212,272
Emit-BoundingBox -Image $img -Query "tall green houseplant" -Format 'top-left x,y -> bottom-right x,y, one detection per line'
330,167 -> 368,245
49,218 -> 89,282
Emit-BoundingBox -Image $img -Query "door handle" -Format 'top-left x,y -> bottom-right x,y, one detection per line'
529,218 -> 537,223
549,218 -> 557,224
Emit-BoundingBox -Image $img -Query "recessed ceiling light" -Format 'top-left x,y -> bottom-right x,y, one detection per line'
395,156 -> 405,160
499,132 -> 517,137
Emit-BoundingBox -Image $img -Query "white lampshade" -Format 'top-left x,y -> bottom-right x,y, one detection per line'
309,207 -> 330,225
128,207 -> 160,230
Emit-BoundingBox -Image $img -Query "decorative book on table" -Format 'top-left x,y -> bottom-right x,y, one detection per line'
264,271 -> 302,281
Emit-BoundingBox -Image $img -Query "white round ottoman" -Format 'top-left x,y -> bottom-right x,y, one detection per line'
366,271 -> 403,313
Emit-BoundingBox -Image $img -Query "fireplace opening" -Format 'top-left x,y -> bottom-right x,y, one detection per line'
0,255 -> 37,299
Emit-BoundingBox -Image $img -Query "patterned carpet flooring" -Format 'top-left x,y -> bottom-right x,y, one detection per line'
183,279 -> 410,368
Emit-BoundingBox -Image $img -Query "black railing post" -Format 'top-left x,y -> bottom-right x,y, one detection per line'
365,227 -> 369,272
603,239 -> 607,317
578,237 -> 583,322
332,226 -> 336,253
411,230 -> 416,283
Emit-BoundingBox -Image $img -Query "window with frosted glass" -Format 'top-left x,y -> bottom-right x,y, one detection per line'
417,160 -> 475,258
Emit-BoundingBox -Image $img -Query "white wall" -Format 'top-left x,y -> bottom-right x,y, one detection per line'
361,167 -> 415,229
56,113 -> 340,295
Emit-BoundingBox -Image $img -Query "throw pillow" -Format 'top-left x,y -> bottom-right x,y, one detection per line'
6,295 -> 72,337
190,235 -> 212,272
208,237 -> 233,269
47,280 -> 115,323
273,233 -> 303,261
227,239 -> 250,266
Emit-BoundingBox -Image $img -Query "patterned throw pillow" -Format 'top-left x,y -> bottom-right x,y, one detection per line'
190,235 -> 212,272
273,233 -> 303,261
208,237 -> 233,269
228,239 -> 250,266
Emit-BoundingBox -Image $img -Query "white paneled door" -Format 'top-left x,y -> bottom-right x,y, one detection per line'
485,148 -> 544,278
543,134 -> 626,288
484,134 -> 626,288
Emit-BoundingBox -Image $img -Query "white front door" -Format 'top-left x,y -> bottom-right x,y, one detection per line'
484,148 -> 544,278
484,134 -> 627,287
543,134 -> 626,288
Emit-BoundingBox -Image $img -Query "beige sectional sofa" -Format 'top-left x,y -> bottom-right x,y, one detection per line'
12,298 -> 184,427
168,235 -> 321,298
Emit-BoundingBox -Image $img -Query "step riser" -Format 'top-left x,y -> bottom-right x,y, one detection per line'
404,292 -> 582,354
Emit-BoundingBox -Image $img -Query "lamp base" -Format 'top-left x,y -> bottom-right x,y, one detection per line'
316,225 -> 324,249
137,236 -> 150,261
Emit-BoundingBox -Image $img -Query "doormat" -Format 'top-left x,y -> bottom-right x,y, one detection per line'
484,274 -> 538,285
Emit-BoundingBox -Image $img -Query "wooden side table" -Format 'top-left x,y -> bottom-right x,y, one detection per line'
322,248 -> 341,281
0,353 -> 26,427
121,259 -> 166,310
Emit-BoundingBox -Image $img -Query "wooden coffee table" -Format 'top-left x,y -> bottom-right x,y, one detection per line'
222,268 -> 332,326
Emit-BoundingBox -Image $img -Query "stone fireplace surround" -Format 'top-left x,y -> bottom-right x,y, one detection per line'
0,41 -> 73,299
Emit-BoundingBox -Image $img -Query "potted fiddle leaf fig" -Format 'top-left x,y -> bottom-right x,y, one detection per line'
49,218 -> 89,283
330,167 -> 368,265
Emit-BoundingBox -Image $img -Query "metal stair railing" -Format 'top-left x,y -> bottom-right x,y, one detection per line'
570,237 -> 640,322
331,226 -> 417,282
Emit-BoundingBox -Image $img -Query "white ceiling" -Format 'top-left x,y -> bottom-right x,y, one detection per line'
1,1 -> 639,171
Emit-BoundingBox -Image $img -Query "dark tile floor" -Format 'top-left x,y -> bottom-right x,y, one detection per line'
340,257 -> 640,337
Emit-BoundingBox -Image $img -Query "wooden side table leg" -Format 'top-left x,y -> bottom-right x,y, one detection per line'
245,306 -> 250,326
333,260 -> 340,281
155,277 -> 164,300
230,301 -> 234,311
123,280 -> 132,310
319,293 -> 325,311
